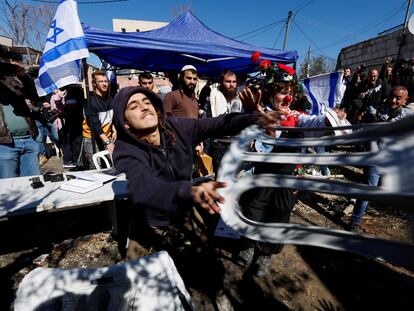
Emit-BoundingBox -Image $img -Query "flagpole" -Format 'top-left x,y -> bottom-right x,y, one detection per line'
82,58 -> 97,154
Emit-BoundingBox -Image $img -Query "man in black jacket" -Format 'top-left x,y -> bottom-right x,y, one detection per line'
112,86 -> 282,259
352,68 -> 388,123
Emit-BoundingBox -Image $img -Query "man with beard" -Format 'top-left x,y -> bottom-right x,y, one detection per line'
205,70 -> 243,173
351,68 -> 387,123
163,65 -> 199,119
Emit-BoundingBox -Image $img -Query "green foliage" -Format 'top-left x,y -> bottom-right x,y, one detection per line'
298,55 -> 336,79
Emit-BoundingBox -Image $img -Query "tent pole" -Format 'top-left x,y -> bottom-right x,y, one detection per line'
82,59 -> 97,154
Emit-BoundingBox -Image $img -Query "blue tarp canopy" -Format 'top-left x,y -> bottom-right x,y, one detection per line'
83,11 -> 298,77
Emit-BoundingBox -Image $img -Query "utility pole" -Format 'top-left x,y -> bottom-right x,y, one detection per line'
282,10 -> 293,50
306,45 -> 311,78
397,0 -> 413,60
403,0 -> 413,29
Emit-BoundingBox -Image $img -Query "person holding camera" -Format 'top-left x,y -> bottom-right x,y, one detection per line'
0,62 -> 40,178
350,68 -> 388,124
379,57 -> 396,91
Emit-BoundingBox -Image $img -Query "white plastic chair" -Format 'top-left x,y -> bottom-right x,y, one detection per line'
92,150 -> 113,170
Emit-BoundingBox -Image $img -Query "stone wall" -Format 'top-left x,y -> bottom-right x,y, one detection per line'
337,29 -> 414,71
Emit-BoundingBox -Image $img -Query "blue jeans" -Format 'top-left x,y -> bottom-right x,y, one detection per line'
351,166 -> 381,225
0,137 -> 40,178
35,120 -> 59,157
315,146 -> 330,176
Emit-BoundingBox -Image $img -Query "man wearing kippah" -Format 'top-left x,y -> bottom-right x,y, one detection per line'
163,65 -> 199,119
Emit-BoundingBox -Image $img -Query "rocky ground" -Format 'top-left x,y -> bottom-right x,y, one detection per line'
1,156 -> 413,310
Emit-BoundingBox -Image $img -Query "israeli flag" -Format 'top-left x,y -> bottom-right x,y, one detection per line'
302,71 -> 345,115
35,0 -> 89,96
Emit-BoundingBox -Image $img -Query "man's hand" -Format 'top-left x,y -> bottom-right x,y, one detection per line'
106,142 -> 115,155
358,92 -> 365,99
191,181 -> 227,214
111,125 -> 117,143
195,142 -> 204,156
354,111 -> 365,123
239,87 -> 263,112
256,110 -> 288,130
333,107 -> 347,120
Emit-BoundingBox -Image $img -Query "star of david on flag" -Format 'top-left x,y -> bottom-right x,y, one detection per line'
35,0 -> 89,96
46,20 -> 64,44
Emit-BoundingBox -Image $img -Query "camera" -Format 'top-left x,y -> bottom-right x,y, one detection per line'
40,108 -> 60,123
246,78 -> 262,94
358,64 -> 367,74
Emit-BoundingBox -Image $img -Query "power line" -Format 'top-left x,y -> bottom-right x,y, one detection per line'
312,2 -> 406,53
292,19 -> 333,60
234,19 -> 284,39
272,24 -> 285,49
295,15 -> 352,35
293,0 -> 315,15
238,22 -> 284,42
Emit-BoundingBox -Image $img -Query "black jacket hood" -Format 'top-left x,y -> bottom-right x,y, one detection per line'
113,86 -> 164,142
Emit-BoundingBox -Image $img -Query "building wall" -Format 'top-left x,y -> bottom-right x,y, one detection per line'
113,19 -> 168,32
0,35 -> 13,47
337,29 -> 414,71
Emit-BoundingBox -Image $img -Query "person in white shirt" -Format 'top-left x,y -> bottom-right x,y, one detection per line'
205,70 -> 243,173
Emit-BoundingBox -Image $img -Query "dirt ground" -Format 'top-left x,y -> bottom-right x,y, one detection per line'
1,156 -> 413,310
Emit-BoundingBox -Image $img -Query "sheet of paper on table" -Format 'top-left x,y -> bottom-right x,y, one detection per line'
60,170 -> 119,194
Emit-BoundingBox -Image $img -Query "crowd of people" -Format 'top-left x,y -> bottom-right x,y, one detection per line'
1,51 -> 413,280
338,58 -> 414,232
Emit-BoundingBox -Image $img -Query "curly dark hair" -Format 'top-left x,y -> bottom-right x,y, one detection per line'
154,105 -> 176,144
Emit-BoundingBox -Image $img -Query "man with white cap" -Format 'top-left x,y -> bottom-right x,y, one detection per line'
163,65 -> 199,119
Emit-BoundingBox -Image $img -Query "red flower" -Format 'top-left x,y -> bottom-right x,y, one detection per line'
251,51 -> 261,63
278,63 -> 295,75
259,59 -> 272,70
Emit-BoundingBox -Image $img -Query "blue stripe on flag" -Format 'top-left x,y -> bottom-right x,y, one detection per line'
36,0 -> 89,96
37,60 -> 81,95
40,37 -> 88,67
303,78 -> 320,115
328,71 -> 340,108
